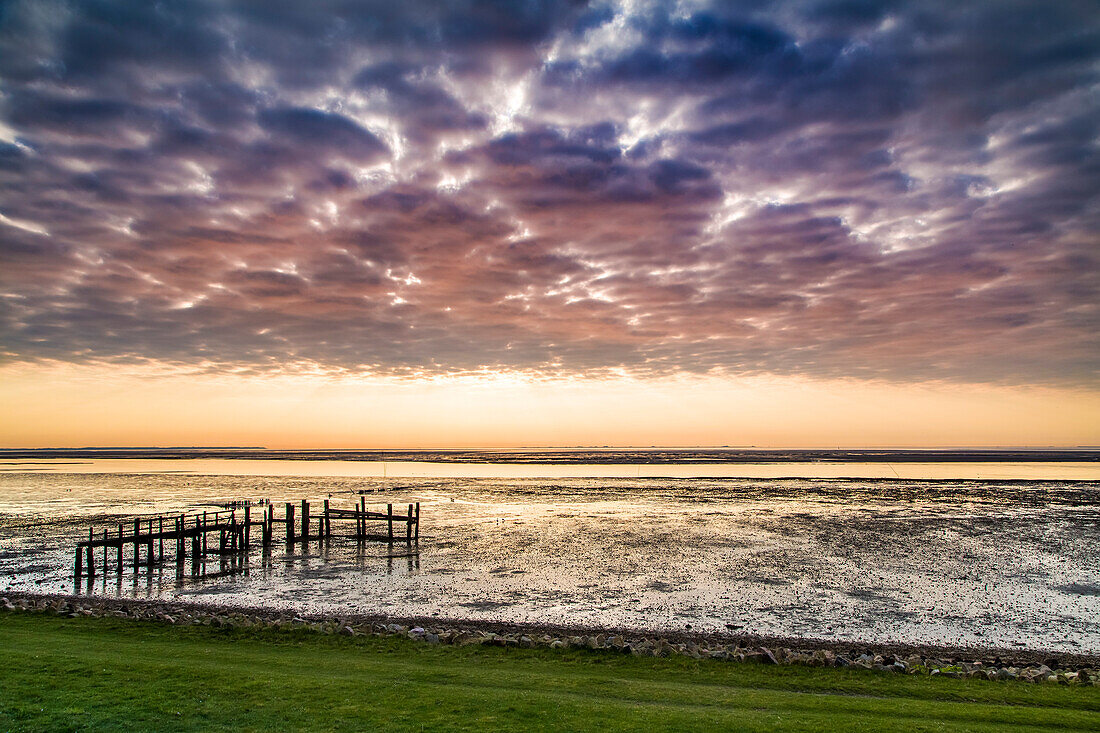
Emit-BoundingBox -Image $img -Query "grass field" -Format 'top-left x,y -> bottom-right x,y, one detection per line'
0,612 -> 1097,732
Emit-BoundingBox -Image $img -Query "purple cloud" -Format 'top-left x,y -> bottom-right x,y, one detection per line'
0,0 -> 1097,385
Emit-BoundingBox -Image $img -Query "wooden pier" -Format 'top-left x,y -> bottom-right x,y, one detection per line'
74,499 -> 420,578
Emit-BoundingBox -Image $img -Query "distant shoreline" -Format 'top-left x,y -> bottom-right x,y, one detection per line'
1,447 -> 1097,463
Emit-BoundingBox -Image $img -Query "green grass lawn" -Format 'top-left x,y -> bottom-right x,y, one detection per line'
0,612 -> 1097,732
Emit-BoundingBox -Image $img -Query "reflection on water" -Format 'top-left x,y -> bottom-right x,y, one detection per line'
1,468 -> 1098,653
2,458 -> 1098,480
71,539 -> 422,600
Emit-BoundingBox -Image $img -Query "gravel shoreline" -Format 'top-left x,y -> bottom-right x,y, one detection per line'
5,591 -> 1097,685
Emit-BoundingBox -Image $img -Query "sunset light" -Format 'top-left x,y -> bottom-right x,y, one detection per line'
1,2 -> 1098,729
1,0 -> 1096,449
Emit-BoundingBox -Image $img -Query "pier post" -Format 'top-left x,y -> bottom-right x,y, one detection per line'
387,503 -> 393,544
158,517 -> 164,561
75,546 -> 83,577
286,503 -> 295,543
414,502 -> 420,542
117,524 -> 123,570
406,503 -> 413,542
175,517 -> 184,561
323,500 -> 330,538
244,506 -> 251,547
358,496 -> 366,538
84,528 -> 93,578
301,500 -> 309,542
133,518 -> 141,569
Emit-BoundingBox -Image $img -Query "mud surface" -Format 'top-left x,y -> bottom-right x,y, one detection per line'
1,471 -> 1098,654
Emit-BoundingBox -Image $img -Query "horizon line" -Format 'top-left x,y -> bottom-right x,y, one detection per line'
2,445 -> 1098,452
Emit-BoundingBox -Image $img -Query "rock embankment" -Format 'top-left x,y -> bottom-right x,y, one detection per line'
2,594 -> 1096,686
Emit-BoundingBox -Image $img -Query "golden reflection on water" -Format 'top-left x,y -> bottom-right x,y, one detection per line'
0,458 -> 1097,480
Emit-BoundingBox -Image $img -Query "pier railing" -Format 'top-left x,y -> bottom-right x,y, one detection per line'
74,499 -> 420,578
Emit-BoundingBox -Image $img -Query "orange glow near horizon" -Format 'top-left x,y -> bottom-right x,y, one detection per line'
1,362 -> 1097,449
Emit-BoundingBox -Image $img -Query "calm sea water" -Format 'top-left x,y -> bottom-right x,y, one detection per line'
1,456 -> 1097,653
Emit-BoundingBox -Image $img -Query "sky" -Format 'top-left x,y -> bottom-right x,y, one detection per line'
0,0 -> 1098,448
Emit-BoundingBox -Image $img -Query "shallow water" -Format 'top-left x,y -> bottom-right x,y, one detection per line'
3,457 -> 1098,481
1,465 -> 1098,653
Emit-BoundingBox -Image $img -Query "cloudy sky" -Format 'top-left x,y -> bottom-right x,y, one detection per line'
1,0 -> 1097,447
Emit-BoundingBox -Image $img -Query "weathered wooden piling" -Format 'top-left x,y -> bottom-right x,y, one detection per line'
175,517 -> 184,561
74,497 -> 421,578
85,528 -> 95,578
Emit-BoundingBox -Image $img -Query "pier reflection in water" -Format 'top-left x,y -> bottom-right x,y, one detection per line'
73,537 -> 421,600
70,498 -> 421,599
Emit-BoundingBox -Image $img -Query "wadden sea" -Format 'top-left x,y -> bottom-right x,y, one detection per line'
1,452 -> 1097,654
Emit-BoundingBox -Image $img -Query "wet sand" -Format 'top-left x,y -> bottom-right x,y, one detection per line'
1,471 -> 1098,654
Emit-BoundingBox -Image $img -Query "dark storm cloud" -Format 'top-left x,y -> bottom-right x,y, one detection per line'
0,0 -> 1097,383
257,107 -> 390,160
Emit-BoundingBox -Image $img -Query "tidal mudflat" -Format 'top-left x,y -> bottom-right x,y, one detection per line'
1,466 -> 1098,654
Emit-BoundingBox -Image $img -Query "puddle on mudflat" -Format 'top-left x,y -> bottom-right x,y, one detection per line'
0,472 -> 1098,653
